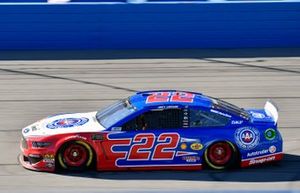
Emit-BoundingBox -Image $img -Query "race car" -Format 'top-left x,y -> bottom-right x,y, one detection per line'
19,90 -> 283,172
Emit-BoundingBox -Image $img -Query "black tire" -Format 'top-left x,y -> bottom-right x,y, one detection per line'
57,141 -> 93,171
204,141 -> 238,170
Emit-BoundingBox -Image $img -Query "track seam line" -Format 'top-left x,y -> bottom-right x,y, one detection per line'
0,68 -> 138,93
203,58 -> 300,75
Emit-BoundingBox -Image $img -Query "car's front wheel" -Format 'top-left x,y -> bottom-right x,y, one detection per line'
204,141 -> 238,170
57,141 -> 93,171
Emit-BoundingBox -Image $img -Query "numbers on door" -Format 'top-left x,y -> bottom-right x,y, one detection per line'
146,92 -> 195,104
126,133 -> 180,161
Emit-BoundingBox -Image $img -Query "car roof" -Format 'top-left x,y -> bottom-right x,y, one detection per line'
129,90 -> 213,110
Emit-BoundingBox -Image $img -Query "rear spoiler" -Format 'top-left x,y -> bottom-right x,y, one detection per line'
264,100 -> 279,125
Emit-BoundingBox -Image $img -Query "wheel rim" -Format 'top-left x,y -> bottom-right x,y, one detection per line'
208,142 -> 232,166
63,144 -> 87,167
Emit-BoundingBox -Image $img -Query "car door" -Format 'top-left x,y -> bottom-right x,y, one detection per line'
104,107 -> 200,169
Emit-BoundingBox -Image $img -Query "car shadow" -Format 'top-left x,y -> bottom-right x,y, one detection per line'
57,153 -> 300,182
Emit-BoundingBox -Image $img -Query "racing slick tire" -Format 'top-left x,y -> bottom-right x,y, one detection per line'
57,140 -> 94,171
204,141 -> 238,170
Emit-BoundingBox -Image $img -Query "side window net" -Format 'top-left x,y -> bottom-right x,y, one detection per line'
122,109 -> 182,131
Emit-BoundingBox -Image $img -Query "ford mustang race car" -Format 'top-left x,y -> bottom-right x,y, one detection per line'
19,90 -> 283,172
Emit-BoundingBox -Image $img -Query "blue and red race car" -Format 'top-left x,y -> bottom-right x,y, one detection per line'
19,90 -> 283,172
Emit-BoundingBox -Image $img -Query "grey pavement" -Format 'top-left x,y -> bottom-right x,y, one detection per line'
0,51 -> 299,192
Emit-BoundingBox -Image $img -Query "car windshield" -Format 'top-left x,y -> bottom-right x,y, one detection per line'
96,99 -> 137,128
210,97 -> 250,120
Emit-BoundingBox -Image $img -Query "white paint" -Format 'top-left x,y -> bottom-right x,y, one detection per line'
264,100 -> 279,125
127,0 -> 147,3
22,111 -> 105,138
48,0 -> 71,4
0,0 -> 297,5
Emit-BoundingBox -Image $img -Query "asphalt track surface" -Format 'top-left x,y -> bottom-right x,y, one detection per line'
0,49 -> 300,193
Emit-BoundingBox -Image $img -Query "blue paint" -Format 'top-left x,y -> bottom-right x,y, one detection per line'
94,90 -> 283,168
0,2 -> 299,49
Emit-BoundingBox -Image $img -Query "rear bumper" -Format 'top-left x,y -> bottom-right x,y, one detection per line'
240,125 -> 283,168
240,152 -> 283,168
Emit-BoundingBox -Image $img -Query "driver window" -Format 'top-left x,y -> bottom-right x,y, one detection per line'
122,109 -> 182,131
122,114 -> 147,131
189,108 -> 230,127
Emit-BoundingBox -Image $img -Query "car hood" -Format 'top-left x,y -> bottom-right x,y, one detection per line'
22,111 -> 105,138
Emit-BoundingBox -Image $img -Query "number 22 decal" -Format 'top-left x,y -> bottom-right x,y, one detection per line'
127,133 -> 180,161
146,92 -> 195,103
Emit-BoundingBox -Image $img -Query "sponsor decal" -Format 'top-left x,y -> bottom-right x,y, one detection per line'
241,153 -> 283,167
250,111 -> 265,119
43,154 -> 55,168
31,125 -> 39,131
65,135 -> 87,141
210,109 -> 231,118
43,154 -> 54,162
182,108 -> 189,128
92,134 -> 105,141
180,143 -> 187,150
231,120 -> 243,125
46,117 -> 89,129
190,143 -> 203,151
249,155 -> 276,165
46,162 -> 55,168
111,127 -> 122,131
180,137 -> 199,143
269,145 -> 276,154
235,127 -> 260,150
264,128 -> 276,140
23,128 -> 30,134
157,105 -> 180,109
247,149 -> 268,157
182,156 -> 200,163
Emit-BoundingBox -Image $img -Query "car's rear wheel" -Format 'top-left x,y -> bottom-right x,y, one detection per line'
204,141 -> 237,170
57,141 -> 93,171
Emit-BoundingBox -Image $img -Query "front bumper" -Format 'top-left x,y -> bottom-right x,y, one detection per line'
19,138 -> 56,172
18,154 -> 54,172
18,153 -> 55,172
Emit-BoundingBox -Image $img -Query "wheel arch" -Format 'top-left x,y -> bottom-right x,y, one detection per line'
55,135 -> 97,170
202,139 -> 241,169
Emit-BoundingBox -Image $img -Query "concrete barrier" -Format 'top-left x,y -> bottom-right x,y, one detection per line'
0,1 -> 299,49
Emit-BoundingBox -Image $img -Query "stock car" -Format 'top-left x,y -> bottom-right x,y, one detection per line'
19,90 -> 283,172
